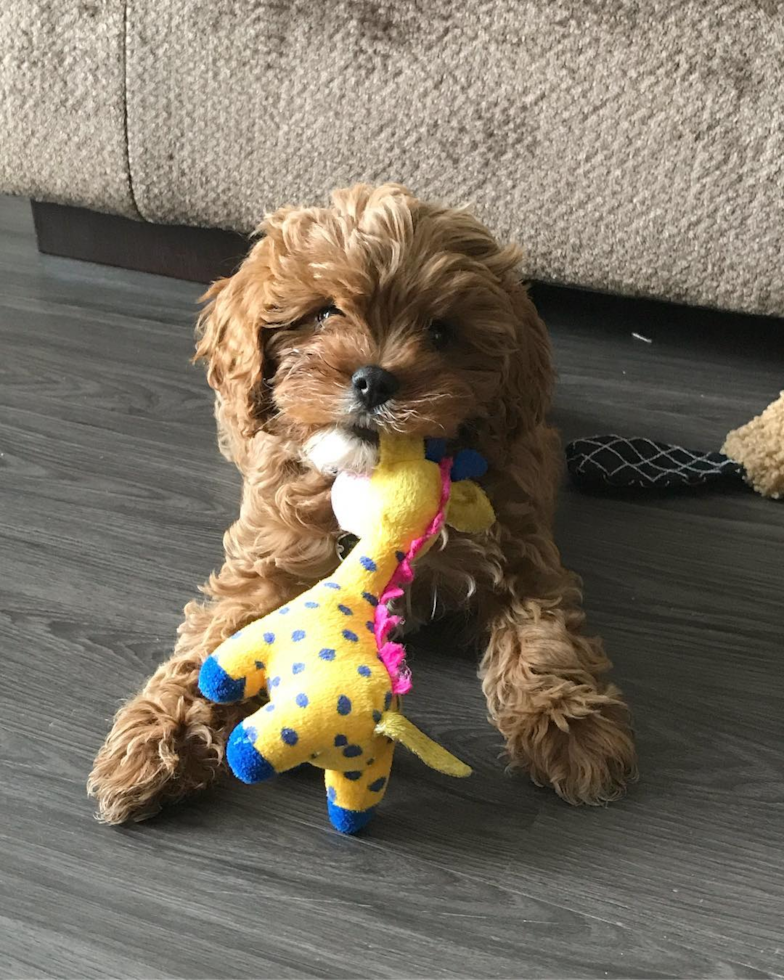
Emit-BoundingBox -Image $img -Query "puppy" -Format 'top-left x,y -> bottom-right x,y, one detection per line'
88,183 -> 636,823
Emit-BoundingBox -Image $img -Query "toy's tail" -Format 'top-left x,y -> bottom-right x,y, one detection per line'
375,713 -> 472,778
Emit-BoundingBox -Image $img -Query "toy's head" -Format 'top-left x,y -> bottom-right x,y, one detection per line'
332,434 -> 495,543
331,435 -> 443,542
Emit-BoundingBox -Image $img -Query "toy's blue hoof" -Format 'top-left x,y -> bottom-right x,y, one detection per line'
226,725 -> 275,783
198,656 -> 246,703
327,799 -> 376,834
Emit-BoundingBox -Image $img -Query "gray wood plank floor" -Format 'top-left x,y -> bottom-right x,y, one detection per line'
1,194 -> 782,980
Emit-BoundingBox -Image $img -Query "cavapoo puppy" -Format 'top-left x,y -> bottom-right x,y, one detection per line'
88,183 -> 636,823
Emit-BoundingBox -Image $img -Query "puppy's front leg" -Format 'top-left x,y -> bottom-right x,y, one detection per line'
88,564 -> 302,824
479,526 -> 637,805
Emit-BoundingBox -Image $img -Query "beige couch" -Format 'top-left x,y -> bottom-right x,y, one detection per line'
2,1 -> 782,316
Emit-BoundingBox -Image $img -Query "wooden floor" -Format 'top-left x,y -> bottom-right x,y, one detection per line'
1,194 -> 782,980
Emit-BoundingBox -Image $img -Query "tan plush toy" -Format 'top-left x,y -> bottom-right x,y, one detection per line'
566,391 -> 784,499
722,391 -> 784,500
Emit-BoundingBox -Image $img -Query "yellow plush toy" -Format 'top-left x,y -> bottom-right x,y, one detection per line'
198,434 -> 494,833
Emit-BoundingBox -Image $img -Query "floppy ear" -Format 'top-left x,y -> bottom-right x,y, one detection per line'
496,279 -> 554,443
424,204 -> 553,445
194,238 -> 276,464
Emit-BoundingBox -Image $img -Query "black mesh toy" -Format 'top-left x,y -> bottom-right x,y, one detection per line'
566,392 -> 784,500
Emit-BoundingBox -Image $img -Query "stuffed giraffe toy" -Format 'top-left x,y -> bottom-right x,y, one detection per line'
198,433 -> 495,833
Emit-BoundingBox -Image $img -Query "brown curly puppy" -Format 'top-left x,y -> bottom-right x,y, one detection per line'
88,183 -> 636,823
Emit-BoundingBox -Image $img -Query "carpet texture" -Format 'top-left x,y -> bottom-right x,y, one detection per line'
2,1 -> 783,316
0,0 -> 137,218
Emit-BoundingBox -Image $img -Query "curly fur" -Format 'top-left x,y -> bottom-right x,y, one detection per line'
88,183 -> 636,824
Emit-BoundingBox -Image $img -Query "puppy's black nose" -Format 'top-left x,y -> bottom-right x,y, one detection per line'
351,365 -> 399,410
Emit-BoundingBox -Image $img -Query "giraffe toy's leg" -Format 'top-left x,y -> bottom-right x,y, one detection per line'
226,701 -> 317,783
324,737 -> 395,834
198,620 -> 274,703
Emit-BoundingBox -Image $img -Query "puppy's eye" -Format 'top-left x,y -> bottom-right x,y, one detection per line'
316,305 -> 343,323
427,318 -> 453,350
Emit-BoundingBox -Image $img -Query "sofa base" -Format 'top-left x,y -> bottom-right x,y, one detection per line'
31,201 -> 249,282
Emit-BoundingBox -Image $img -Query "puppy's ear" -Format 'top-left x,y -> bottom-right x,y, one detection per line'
497,279 -> 553,443
194,239 -> 274,460
425,204 -> 553,445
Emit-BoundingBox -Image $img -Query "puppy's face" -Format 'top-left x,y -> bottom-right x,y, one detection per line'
196,184 -> 551,471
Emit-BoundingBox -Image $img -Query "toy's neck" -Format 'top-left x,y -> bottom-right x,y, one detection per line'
340,458 -> 449,593
362,455 -> 453,694
338,529 -> 402,595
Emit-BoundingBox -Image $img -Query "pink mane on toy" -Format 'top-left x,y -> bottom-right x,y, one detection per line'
373,456 -> 452,694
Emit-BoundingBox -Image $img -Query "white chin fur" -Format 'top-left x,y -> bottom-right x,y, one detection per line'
303,427 -> 378,476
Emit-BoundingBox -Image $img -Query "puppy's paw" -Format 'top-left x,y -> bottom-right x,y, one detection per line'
505,683 -> 638,805
87,691 -> 231,823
